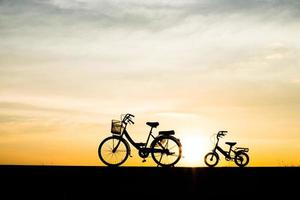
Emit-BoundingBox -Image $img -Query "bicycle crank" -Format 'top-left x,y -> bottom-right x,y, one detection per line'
138,149 -> 149,159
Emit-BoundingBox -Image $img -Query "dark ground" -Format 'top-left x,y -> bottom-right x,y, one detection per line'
1,165 -> 299,199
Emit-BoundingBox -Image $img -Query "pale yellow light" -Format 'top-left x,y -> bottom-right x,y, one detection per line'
180,135 -> 209,167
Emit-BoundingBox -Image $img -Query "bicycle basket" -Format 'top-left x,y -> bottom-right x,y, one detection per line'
111,120 -> 122,135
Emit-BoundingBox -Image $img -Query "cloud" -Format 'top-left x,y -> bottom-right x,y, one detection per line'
1,0 -> 300,34
41,0 -> 300,22
1,0 -> 300,49
1,0 -> 300,106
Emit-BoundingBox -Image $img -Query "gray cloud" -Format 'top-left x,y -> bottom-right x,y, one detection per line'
1,0 -> 300,34
1,0 -> 300,57
1,0 -> 300,91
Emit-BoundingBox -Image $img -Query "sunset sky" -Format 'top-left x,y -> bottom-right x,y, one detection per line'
0,0 -> 300,166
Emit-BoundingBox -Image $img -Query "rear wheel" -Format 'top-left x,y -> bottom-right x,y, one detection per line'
204,152 -> 219,167
98,136 -> 129,167
234,152 -> 249,167
151,136 -> 182,167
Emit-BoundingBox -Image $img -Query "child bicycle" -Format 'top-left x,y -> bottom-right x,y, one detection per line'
204,131 -> 250,167
98,113 -> 182,167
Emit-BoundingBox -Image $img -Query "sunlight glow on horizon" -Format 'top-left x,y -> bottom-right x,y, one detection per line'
180,135 -> 209,166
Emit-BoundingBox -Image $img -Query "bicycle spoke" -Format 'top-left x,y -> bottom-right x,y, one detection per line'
113,152 -> 118,163
154,153 -> 163,158
104,144 -> 113,151
102,150 -> 113,156
158,154 -> 163,163
109,152 -> 114,162
99,137 -> 129,166
168,144 -> 178,150
151,137 -> 181,166
164,139 -> 169,149
157,141 -> 165,149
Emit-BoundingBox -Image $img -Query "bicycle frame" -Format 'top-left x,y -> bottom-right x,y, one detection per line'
213,137 -> 233,159
119,123 -> 157,151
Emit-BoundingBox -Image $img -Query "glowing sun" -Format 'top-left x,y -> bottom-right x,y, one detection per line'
181,135 -> 208,166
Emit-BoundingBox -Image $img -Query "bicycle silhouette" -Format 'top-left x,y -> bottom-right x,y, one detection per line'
204,131 -> 250,167
98,113 -> 182,167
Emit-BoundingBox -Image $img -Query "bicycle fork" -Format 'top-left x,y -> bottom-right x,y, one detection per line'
112,140 -> 121,153
112,138 -> 133,157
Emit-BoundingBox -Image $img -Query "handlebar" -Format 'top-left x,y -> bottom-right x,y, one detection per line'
128,118 -> 135,124
122,113 -> 135,124
217,131 -> 228,138
128,114 -> 135,118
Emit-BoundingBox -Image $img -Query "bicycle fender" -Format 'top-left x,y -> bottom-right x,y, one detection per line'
235,150 -> 248,155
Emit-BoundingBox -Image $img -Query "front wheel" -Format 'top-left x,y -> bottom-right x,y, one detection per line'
151,136 -> 182,167
204,152 -> 219,167
234,151 -> 249,167
98,136 -> 130,167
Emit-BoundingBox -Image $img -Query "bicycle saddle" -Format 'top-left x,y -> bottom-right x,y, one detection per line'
159,130 -> 175,135
225,142 -> 237,146
146,122 -> 159,128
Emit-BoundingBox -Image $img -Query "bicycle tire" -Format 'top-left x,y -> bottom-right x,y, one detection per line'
98,135 -> 130,167
204,152 -> 219,167
150,135 -> 182,167
234,151 -> 249,167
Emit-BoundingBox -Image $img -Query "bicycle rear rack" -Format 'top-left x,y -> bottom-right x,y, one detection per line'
235,147 -> 249,152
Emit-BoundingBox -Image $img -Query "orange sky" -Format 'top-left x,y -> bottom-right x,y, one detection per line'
0,0 -> 300,167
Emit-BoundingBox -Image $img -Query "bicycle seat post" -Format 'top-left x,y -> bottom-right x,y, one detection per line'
147,126 -> 154,142
228,146 -> 232,156
149,126 -> 153,134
